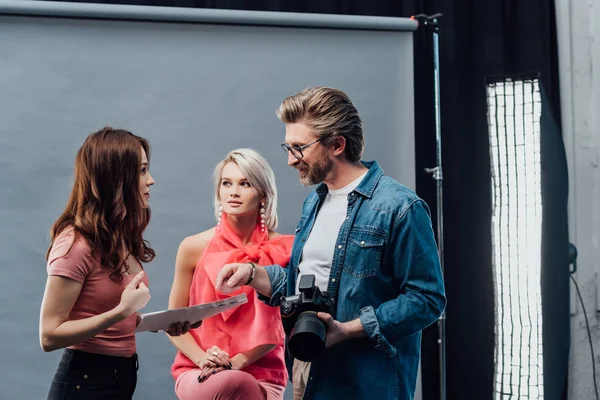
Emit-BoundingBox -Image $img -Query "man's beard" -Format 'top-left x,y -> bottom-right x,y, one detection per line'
296,153 -> 333,186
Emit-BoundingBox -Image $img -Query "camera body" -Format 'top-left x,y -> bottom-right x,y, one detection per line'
280,274 -> 335,361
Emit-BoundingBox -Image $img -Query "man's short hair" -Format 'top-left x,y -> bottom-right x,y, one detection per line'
276,87 -> 364,162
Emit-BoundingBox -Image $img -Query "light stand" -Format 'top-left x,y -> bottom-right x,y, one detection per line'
414,12 -> 446,400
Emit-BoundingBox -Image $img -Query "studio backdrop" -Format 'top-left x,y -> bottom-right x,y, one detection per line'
0,2 -> 418,399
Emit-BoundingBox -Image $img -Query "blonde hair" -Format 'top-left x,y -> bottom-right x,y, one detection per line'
276,86 -> 364,162
213,148 -> 278,230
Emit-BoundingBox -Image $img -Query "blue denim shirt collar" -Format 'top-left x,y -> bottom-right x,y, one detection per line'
314,160 -> 383,199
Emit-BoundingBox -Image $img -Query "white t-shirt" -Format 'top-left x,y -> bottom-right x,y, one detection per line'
296,172 -> 367,293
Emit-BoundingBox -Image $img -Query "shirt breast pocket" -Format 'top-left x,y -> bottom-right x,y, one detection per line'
344,227 -> 386,278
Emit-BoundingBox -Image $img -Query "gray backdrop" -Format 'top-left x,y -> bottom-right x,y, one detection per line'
0,3 -> 416,399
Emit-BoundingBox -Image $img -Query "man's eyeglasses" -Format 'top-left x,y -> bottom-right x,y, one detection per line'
281,139 -> 322,160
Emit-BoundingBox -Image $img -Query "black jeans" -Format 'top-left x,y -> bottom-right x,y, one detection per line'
47,349 -> 138,400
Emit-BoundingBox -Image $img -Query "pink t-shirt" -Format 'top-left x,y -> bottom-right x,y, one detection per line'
47,228 -> 149,357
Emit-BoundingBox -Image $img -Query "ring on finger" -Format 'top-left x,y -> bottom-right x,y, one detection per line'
211,351 -> 219,357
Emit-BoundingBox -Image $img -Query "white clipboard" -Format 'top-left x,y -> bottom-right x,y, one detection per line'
135,293 -> 248,333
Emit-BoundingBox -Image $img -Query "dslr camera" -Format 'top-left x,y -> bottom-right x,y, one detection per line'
280,274 -> 335,362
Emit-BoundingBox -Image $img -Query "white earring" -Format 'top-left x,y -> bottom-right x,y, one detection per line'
217,206 -> 223,229
260,203 -> 266,232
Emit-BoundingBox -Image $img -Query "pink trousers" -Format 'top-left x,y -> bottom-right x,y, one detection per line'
175,369 -> 285,400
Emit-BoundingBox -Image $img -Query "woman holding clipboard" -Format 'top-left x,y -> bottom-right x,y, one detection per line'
39,127 -> 191,400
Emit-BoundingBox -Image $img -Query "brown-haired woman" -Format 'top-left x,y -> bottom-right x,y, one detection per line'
40,127 -> 192,400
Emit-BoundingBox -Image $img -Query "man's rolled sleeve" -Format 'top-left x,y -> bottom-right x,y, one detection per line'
360,305 -> 397,357
257,264 -> 289,307
360,200 -> 445,356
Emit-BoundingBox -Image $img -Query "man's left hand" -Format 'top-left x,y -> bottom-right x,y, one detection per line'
318,313 -> 366,348
317,312 -> 348,348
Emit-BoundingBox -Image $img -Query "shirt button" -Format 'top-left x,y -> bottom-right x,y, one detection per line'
331,278 -> 336,283
350,193 -> 354,196
76,386 -> 81,390
338,245 -> 342,249
83,375 -> 88,379
360,241 -> 365,245
346,216 -> 349,220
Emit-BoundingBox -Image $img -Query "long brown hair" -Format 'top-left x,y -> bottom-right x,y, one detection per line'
47,127 -> 156,281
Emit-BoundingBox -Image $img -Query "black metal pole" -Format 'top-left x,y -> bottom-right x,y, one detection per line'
414,13 -> 445,400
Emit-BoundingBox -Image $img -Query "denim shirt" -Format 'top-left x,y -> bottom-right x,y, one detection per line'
262,161 -> 446,399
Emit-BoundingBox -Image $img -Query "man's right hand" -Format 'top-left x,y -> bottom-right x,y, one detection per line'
215,263 -> 252,294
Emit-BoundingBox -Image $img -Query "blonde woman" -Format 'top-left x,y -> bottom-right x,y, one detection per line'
168,149 -> 293,400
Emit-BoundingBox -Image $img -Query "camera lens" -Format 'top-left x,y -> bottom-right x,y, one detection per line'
288,311 -> 327,362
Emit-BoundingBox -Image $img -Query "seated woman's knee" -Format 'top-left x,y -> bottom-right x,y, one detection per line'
226,370 -> 262,392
